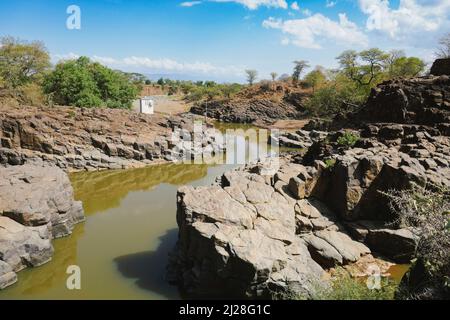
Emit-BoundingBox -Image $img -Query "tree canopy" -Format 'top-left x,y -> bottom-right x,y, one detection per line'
0,37 -> 50,90
43,56 -> 139,108
245,69 -> 258,86
292,60 -> 310,84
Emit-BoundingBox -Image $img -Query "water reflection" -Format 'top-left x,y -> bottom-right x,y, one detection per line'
70,163 -> 210,215
0,163 -> 235,300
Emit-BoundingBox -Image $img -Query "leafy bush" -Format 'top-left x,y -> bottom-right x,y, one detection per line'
384,185 -> 450,299
305,48 -> 425,119
43,56 -> 138,109
17,82 -> 46,106
312,269 -> 397,300
324,158 -> 336,168
305,75 -> 368,118
275,268 -> 397,300
337,131 -> 360,148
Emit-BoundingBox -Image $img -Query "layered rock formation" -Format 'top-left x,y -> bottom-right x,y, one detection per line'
190,83 -> 308,124
0,164 -> 85,289
0,105 -> 223,172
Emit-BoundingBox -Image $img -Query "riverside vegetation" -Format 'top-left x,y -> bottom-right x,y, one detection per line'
1,34 -> 450,300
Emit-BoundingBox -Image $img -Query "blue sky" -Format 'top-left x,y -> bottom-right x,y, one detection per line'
1,0 -> 449,82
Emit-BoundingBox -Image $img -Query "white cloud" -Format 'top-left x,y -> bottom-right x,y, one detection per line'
326,1 -> 337,8
180,1 -> 202,7
263,13 -> 368,49
291,1 -> 300,11
52,52 -> 80,61
53,54 -> 244,76
359,0 -> 450,39
212,0 -> 288,10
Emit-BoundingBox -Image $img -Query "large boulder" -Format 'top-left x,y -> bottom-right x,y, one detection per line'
0,259 -> 17,290
0,216 -> 53,272
169,164 -> 376,299
430,58 -> 450,76
0,164 -> 85,238
0,164 -> 85,290
357,75 -> 450,126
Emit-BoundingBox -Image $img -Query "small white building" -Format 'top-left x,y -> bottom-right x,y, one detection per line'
132,96 -> 155,115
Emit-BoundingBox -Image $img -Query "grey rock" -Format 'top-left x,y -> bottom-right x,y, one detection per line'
0,164 -> 85,238
0,260 -> 17,290
0,216 -> 53,273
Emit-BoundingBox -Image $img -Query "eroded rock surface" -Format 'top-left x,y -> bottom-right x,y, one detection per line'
169,160 -> 375,299
0,105 -> 224,172
0,164 -> 85,289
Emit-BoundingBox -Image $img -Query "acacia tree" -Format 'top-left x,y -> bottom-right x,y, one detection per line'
270,72 -> 278,82
0,36 -> 50,91
304,67 -> 327,93
386,50 -> 405,76
245,69 -> 258,86
337,48 -> 388,87
292,60 -> 310,84
435,32 -> 450,58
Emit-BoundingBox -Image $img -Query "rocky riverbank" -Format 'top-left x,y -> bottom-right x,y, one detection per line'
0,103 -> 227,290
168,60 -> 450,299
0,104 -> 223,172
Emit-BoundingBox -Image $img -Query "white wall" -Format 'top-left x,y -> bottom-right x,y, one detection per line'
140,98 -> 154,114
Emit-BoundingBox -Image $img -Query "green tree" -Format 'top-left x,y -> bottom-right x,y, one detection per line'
304,67 -> 327,93
270,72 -> 278,82
220,83 -> 242,99
292,60 -> 310,84
0,36 -> 50,91
390,57 -> 425,77
43,56 -> 138,108
338,48 -> 388,87
245,69 -> 258,86
386,49 -> 405,76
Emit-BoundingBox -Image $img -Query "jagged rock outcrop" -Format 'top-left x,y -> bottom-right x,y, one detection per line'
190,83 -> 309,124
0,164 -> 85,238
191,99 -> 305,124
169,161 -> 374,298
357,75 -> 450,127
302,126 -> 450,224
0,164 -> 85,289
430,58 -> 450,76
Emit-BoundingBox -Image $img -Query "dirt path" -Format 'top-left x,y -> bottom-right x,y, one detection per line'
152,95 -> 191,115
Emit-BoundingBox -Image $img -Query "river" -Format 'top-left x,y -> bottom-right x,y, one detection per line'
0,122 -> 261,300
0,123 -> 407,299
